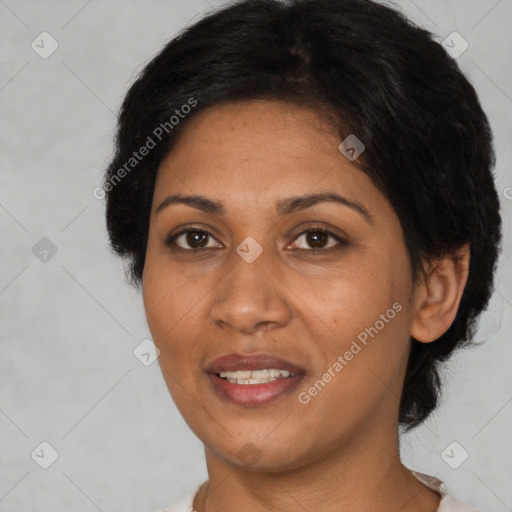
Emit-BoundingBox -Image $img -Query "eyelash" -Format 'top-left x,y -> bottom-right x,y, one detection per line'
165,225 -> 348,252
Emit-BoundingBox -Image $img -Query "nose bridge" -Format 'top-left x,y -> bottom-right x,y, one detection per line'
210,243 -> 291,332
230,246 -> 272,297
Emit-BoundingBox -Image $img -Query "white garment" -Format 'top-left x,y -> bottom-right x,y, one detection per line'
157,468 -> 478,512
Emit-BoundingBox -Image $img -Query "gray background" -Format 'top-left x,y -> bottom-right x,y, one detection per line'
1,0 -> 511,511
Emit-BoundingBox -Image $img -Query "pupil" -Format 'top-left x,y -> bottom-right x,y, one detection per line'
307,231 -> 327,248
187,231 -> 208,247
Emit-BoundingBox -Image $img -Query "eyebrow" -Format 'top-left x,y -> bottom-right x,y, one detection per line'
155,192 -> 373,223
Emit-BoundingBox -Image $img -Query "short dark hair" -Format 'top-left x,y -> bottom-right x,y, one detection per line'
103,0 -> 502,429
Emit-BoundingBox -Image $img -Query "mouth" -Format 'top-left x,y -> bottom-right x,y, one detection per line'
205,353 -> 306,406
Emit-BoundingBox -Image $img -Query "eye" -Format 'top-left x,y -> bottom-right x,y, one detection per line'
166,228 -> 222,250
289,227 -> 347,251
165,226 -> 348,252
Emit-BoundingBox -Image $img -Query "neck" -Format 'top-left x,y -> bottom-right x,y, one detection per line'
193,423 -> 440,512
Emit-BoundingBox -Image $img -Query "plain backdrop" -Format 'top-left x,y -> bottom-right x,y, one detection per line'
1,0 -> 511,511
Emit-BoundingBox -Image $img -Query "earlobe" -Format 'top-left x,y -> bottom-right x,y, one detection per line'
411,243 -> 470,343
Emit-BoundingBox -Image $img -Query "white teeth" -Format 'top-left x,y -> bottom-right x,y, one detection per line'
231,370 -> 252,379
226,377 -> 278,384
251,369 -> 269,379
218,368 -> 296,384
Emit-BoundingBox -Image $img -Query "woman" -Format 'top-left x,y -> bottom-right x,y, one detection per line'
102,0 -> 502,510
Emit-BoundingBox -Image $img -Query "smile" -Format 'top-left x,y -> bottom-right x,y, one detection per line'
205,352 -> 306,405
207,371 -> 304,406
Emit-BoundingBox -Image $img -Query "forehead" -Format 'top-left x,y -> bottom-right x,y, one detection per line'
153,100 -> 390,218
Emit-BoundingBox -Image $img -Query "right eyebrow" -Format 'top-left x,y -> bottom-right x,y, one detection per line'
155,194 -> 224,216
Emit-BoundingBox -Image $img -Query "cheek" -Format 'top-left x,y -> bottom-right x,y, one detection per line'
142,253 -> 201,366
142,263 -> 208,410
295,245 -> 410,337
143,243 -> 203,331
296,243 -> 413,398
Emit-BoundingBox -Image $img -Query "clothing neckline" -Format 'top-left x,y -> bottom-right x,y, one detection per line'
408,468 -> 448,499
179,467 -> 448,511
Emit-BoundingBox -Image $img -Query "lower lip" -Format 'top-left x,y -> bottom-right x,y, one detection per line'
207,373 -> 304,406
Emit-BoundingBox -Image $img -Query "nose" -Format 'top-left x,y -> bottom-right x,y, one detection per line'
209,248 -> 292,335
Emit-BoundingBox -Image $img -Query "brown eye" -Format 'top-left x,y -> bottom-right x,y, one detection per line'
305,231 -> 329,248
291,228 -> 346,251
166,229 -> 222,250
186,231 -> 209,248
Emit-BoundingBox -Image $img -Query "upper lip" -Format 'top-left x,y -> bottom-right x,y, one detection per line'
205,353 -> 306,375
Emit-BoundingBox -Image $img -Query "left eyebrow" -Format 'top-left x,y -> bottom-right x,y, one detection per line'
276,192 -> 373,224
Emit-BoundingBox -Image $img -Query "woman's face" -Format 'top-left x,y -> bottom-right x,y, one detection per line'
143,100 -> 419,471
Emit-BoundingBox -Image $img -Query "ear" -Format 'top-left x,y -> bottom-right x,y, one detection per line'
411,243 -> 470,343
